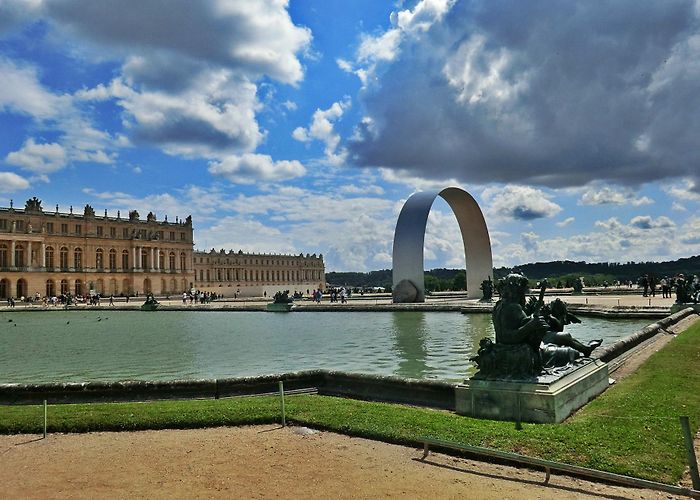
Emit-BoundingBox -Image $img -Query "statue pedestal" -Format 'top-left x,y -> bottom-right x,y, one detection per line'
455,360 -> 609,423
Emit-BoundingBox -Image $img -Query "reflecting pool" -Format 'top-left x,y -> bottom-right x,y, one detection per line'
0,311 -> 652,383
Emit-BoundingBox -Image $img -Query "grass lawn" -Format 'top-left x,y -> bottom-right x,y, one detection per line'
2,320 -> 699,484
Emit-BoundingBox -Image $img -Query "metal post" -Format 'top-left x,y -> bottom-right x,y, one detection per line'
680,416 -> 700,490
43,400 -> 47,438
279,381 -> 286,427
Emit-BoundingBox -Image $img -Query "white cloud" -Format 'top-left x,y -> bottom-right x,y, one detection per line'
579,186 -> 654,206
339,184 -> 384,195
556,217 -> 575,227
663,179 -> 700,202
208,154 -> 306,184
5,0 -> 311,163
292,97 -> 351,166
481,185 -> 561,221
629,215 -> 676,230
0,172 -> 30,192
379,168 -> 461,191
0,58 -> 118,175
5,139 -> 67,174
0,57 -> 66,119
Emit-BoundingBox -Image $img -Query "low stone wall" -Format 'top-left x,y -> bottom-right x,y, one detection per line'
594,307 -> 698,362
0,370 -> 456,409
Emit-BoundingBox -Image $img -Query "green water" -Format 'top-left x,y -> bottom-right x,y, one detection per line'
0,311 -> 652,383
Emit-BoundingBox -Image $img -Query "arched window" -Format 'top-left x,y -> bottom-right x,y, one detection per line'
14,244 -> 24,267
74,248 -> 82,270
199,270 -> 204,281
60,279 -> 69,295
60,247 -> 69,269
169,252 -> 176,270
46,279 -> 56,298
16,278 -> 27,298
96,248 -> 104,270
75,279 -> 83,296
0,244 -> 8,267
141,249 -> 148,270
158,251 -> 165,269
109,249 -> 117,270
122,250 -> 129,270
180,252 -> 186,271
45,246 -> 54,268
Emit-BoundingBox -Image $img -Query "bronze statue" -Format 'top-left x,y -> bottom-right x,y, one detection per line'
480,277 -> 493,302
472,273 -> 602,378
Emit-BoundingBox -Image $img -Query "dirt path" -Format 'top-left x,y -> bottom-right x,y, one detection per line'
0,425 -> 680,499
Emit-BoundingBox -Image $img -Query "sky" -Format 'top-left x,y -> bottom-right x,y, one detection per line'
1,0 -> 700,272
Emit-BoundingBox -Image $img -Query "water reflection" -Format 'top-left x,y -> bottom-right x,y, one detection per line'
391,312 -> 430,378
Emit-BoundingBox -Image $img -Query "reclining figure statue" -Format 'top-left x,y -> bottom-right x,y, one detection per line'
472,273 -> 602,379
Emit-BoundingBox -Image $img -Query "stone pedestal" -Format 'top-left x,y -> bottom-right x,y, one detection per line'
455,360 -> 609,423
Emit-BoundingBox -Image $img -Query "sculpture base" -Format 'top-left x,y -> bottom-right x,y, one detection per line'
455,360 -> 609,423
266,302 -> 295,312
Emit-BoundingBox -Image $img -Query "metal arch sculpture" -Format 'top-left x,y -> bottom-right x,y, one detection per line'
392,187 -> 493,302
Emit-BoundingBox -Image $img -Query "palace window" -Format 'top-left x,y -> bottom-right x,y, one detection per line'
0,219 -> 6,230
123,228 -> 129,238
15,220 -> 25,231
75,224 -> 82,235
169,252 -> 176,269
0,244 -> 7,267
45,246 -> 54,268
169,231 -> 175,240
97,226 -> 103,236
46,222 -> 54,233
74,248 -> 82,269
158,251 -> 165,269
122,250 -> 129,270
60,279 -> 69,295
109,249 -> 117,270
14,244 -> 24,267
180,232 -> 185,240
60,247 -> 69,269
61,223 -> 68,234
110,227 -> 116,238
96,248 -> 104,270
180,253 -> 186,271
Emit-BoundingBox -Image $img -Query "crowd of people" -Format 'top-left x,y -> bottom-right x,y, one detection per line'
638,273 -> 700,303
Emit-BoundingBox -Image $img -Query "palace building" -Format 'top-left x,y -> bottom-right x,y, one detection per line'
193,248 -> 325,297
0,197 -> 325,300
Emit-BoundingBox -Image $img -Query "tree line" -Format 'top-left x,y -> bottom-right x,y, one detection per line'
326,254 -> 700,292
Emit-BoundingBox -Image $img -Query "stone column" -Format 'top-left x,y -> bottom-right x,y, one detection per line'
10,241 -> 16,267
133,247 -> 138,270
154,247 -> 159,270
41,243 -> 46,269
149,247 -> 154,270
27,241 -> 32,269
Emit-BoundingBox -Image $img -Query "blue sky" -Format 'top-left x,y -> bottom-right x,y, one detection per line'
1,0 -> 700,272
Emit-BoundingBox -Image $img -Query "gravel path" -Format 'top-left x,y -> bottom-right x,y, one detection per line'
1,425 -> 676,499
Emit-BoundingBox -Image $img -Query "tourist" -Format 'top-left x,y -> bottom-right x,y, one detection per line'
109,295 -> 114,306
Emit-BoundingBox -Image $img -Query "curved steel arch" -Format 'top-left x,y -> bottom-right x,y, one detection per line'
392,187 -> 493,302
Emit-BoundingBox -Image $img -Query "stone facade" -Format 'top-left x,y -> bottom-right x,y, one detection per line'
0,197 -> 326,300
0,198 -> 195,299
193,249 -> 326,298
